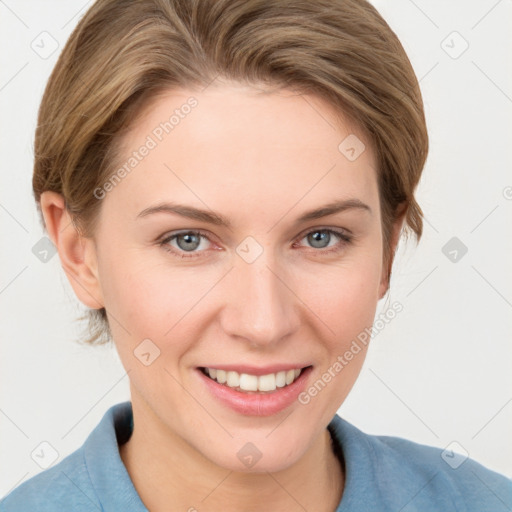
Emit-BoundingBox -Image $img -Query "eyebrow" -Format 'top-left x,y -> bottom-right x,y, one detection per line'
136,198 -> 371,228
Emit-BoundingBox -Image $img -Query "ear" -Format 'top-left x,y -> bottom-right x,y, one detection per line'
378,203 -> 407,299
40,191 -> 104,310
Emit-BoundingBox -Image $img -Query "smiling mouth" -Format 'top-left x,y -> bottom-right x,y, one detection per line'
199,366 -> 312,393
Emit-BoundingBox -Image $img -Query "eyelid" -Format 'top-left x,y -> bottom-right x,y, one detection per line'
295,224 -> 353,240
158,229 -> 216,248
159,225 -> 352,243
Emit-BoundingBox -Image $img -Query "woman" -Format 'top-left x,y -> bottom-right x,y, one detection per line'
2,0 -> 511,510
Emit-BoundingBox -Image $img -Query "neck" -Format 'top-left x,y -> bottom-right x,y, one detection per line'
119,398 -> 344,512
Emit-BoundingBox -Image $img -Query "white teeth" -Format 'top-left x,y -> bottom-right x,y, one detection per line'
203,367 -> 305,392
258,373 -> 276,392
226,371 -> 240,387
275,371 -> 286,388
239,373 -> 258,391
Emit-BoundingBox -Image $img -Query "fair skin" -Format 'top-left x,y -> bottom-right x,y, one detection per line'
41,83 -> 404,512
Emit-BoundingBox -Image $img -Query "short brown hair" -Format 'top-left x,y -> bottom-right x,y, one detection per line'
33,0 -> 428,345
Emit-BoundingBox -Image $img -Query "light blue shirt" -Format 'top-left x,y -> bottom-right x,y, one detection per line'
1,401 -> 511,511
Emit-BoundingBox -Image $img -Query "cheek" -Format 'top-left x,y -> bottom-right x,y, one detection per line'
98,250 -> 219,346
293,260 -> 380,417
301,254 -> 383,334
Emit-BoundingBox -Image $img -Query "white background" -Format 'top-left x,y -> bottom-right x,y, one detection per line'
1,0 -> 511,498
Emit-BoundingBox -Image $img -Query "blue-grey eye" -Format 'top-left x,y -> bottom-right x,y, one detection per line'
175,232 -> 202,251
307,230 -> 333,249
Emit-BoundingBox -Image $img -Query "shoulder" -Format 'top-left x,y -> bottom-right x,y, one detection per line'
0,447 -> 100,511
329,414 -> 512,511
0,401 -> 134,512
374,433 -> 512,510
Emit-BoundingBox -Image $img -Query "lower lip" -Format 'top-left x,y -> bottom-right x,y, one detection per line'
197,366 -> 313,416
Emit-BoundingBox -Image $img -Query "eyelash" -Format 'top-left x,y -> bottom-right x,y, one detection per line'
158,227 -> 353,260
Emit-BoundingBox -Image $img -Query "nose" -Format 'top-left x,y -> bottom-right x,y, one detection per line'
219,252 -> 300,348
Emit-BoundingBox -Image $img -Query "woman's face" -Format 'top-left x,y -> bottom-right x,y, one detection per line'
90,83 -> 392,472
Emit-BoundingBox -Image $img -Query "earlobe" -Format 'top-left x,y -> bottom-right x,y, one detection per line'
378,204 -> 407,299
378,265 -> 392,300
40,191 -> 105,310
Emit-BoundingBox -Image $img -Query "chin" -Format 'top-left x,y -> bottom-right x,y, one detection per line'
200,437 -> 306,475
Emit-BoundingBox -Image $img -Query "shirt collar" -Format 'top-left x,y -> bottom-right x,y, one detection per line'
328,413 -> 381,510
83,401 -> 148,511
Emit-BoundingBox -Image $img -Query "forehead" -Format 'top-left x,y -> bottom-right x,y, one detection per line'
105,84 -> 379,221
127,83 -> 372,154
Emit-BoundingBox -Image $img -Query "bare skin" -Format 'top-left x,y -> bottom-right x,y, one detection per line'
41,81 -> 404,511
119,413 -> 344,511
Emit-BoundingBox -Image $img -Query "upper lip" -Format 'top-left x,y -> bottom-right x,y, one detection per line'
199,364 -> 312,376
